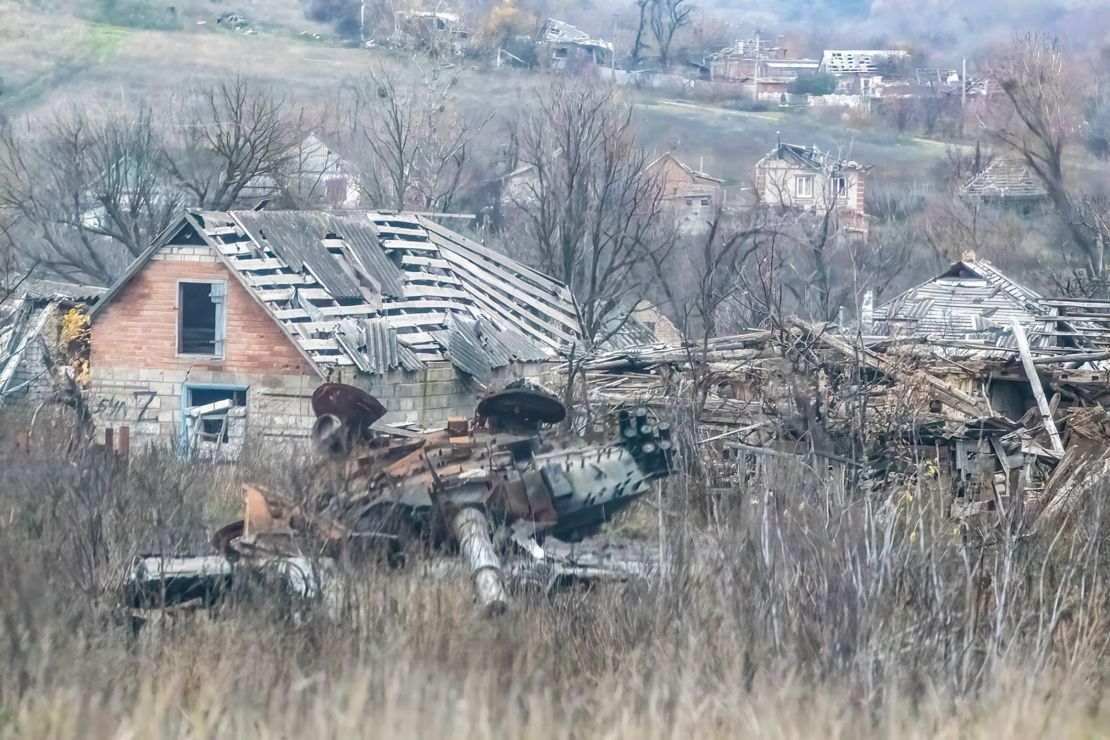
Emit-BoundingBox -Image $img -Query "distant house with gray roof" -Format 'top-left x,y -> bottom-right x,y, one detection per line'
961,156 -> 1048,212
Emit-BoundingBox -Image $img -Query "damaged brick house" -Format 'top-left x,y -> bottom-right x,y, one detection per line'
755,140 -> 871,237
86,210 -> 580,457
647,152 -> 725,234
960,155 -> 1049,215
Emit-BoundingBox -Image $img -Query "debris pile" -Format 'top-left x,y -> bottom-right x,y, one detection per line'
579,305 -> 1110,522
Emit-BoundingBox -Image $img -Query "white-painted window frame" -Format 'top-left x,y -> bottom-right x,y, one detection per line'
795,174 -> 815,199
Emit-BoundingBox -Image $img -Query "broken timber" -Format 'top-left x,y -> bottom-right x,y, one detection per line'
796,320 -> 987,418
1011,319 -> 1065,456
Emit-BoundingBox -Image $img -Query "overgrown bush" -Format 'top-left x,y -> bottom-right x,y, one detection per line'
787,73 -> 838,97
2,414 -> 1110,737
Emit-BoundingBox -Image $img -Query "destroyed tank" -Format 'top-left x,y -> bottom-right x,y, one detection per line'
127,381 -> 674,615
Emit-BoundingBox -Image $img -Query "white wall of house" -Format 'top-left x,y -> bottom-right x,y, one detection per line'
757,158 -> 864,213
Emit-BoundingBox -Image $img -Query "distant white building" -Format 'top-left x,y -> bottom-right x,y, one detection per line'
240,135 -> 363,209
539,18 -> 612,69
821,49 -> 909,75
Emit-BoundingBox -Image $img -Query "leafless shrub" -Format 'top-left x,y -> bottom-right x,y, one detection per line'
1,405 -> 1110,734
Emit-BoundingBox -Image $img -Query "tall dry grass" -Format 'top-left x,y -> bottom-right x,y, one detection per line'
1,415 -> 1110,738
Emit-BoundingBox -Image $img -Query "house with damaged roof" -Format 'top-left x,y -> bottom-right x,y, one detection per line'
1,279 -> 105,408
869,252 -> 1110,422
755,140 -> 871,237
85,210 -> 581,458
647,152 -> 725,235
538,18 -> 612,69
960,156 -> 1048,214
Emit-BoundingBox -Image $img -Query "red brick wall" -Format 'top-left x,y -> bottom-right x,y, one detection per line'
91,256 -> 312,375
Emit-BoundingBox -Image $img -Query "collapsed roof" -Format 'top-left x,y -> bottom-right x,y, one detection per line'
0,279 -> 104,401
873,258 -> 1045,342
757,142 -> 868,173
93,210 -> 582,381
821,49 -> 909,74
872,256 -> 1110,366
961,156 -> 1049,201
541,18 -> 612,51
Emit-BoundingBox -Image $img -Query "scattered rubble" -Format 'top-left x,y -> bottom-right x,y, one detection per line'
581,263 -> 1110,525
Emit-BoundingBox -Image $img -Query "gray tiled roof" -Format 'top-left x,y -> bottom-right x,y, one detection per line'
873,259 -> 1051,350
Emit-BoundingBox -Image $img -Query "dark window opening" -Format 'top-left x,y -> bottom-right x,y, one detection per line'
187,388 -> 246,445
179,281 -> 226,356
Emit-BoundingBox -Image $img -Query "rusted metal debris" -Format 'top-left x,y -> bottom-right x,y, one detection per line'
126,381 -> 674,617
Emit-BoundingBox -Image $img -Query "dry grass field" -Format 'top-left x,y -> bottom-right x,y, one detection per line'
3,413 -> 1110,739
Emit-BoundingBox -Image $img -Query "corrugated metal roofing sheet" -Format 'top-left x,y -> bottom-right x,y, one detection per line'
872,258 -> 1061,357
18,279 -> 106,302
184,210 -> 578,377
233,211 -> 363,300
331,215 -> 405,299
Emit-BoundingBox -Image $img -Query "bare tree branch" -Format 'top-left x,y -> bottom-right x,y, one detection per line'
161,75 -> 307,210
508,80 -> 674,347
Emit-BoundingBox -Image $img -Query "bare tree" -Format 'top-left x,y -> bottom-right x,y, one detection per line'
650,209 -> 776,339
341,66 -> 491,213
161,75 -> 306,210
0,108 -> 177,284
629,0 -> 651,67
509,80 -> 673,348
648,0 -> 692,69
628,0 -> 692,69
990,34 -> 1103,277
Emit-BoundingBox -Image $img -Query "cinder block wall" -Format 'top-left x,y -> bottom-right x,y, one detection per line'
87,243 -> 319,451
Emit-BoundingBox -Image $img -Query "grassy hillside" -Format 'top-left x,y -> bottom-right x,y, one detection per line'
0,1 -> 957,193
633,98 -> 957,189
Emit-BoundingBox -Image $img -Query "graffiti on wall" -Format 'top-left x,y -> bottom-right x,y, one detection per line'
92,390 -> 159,421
